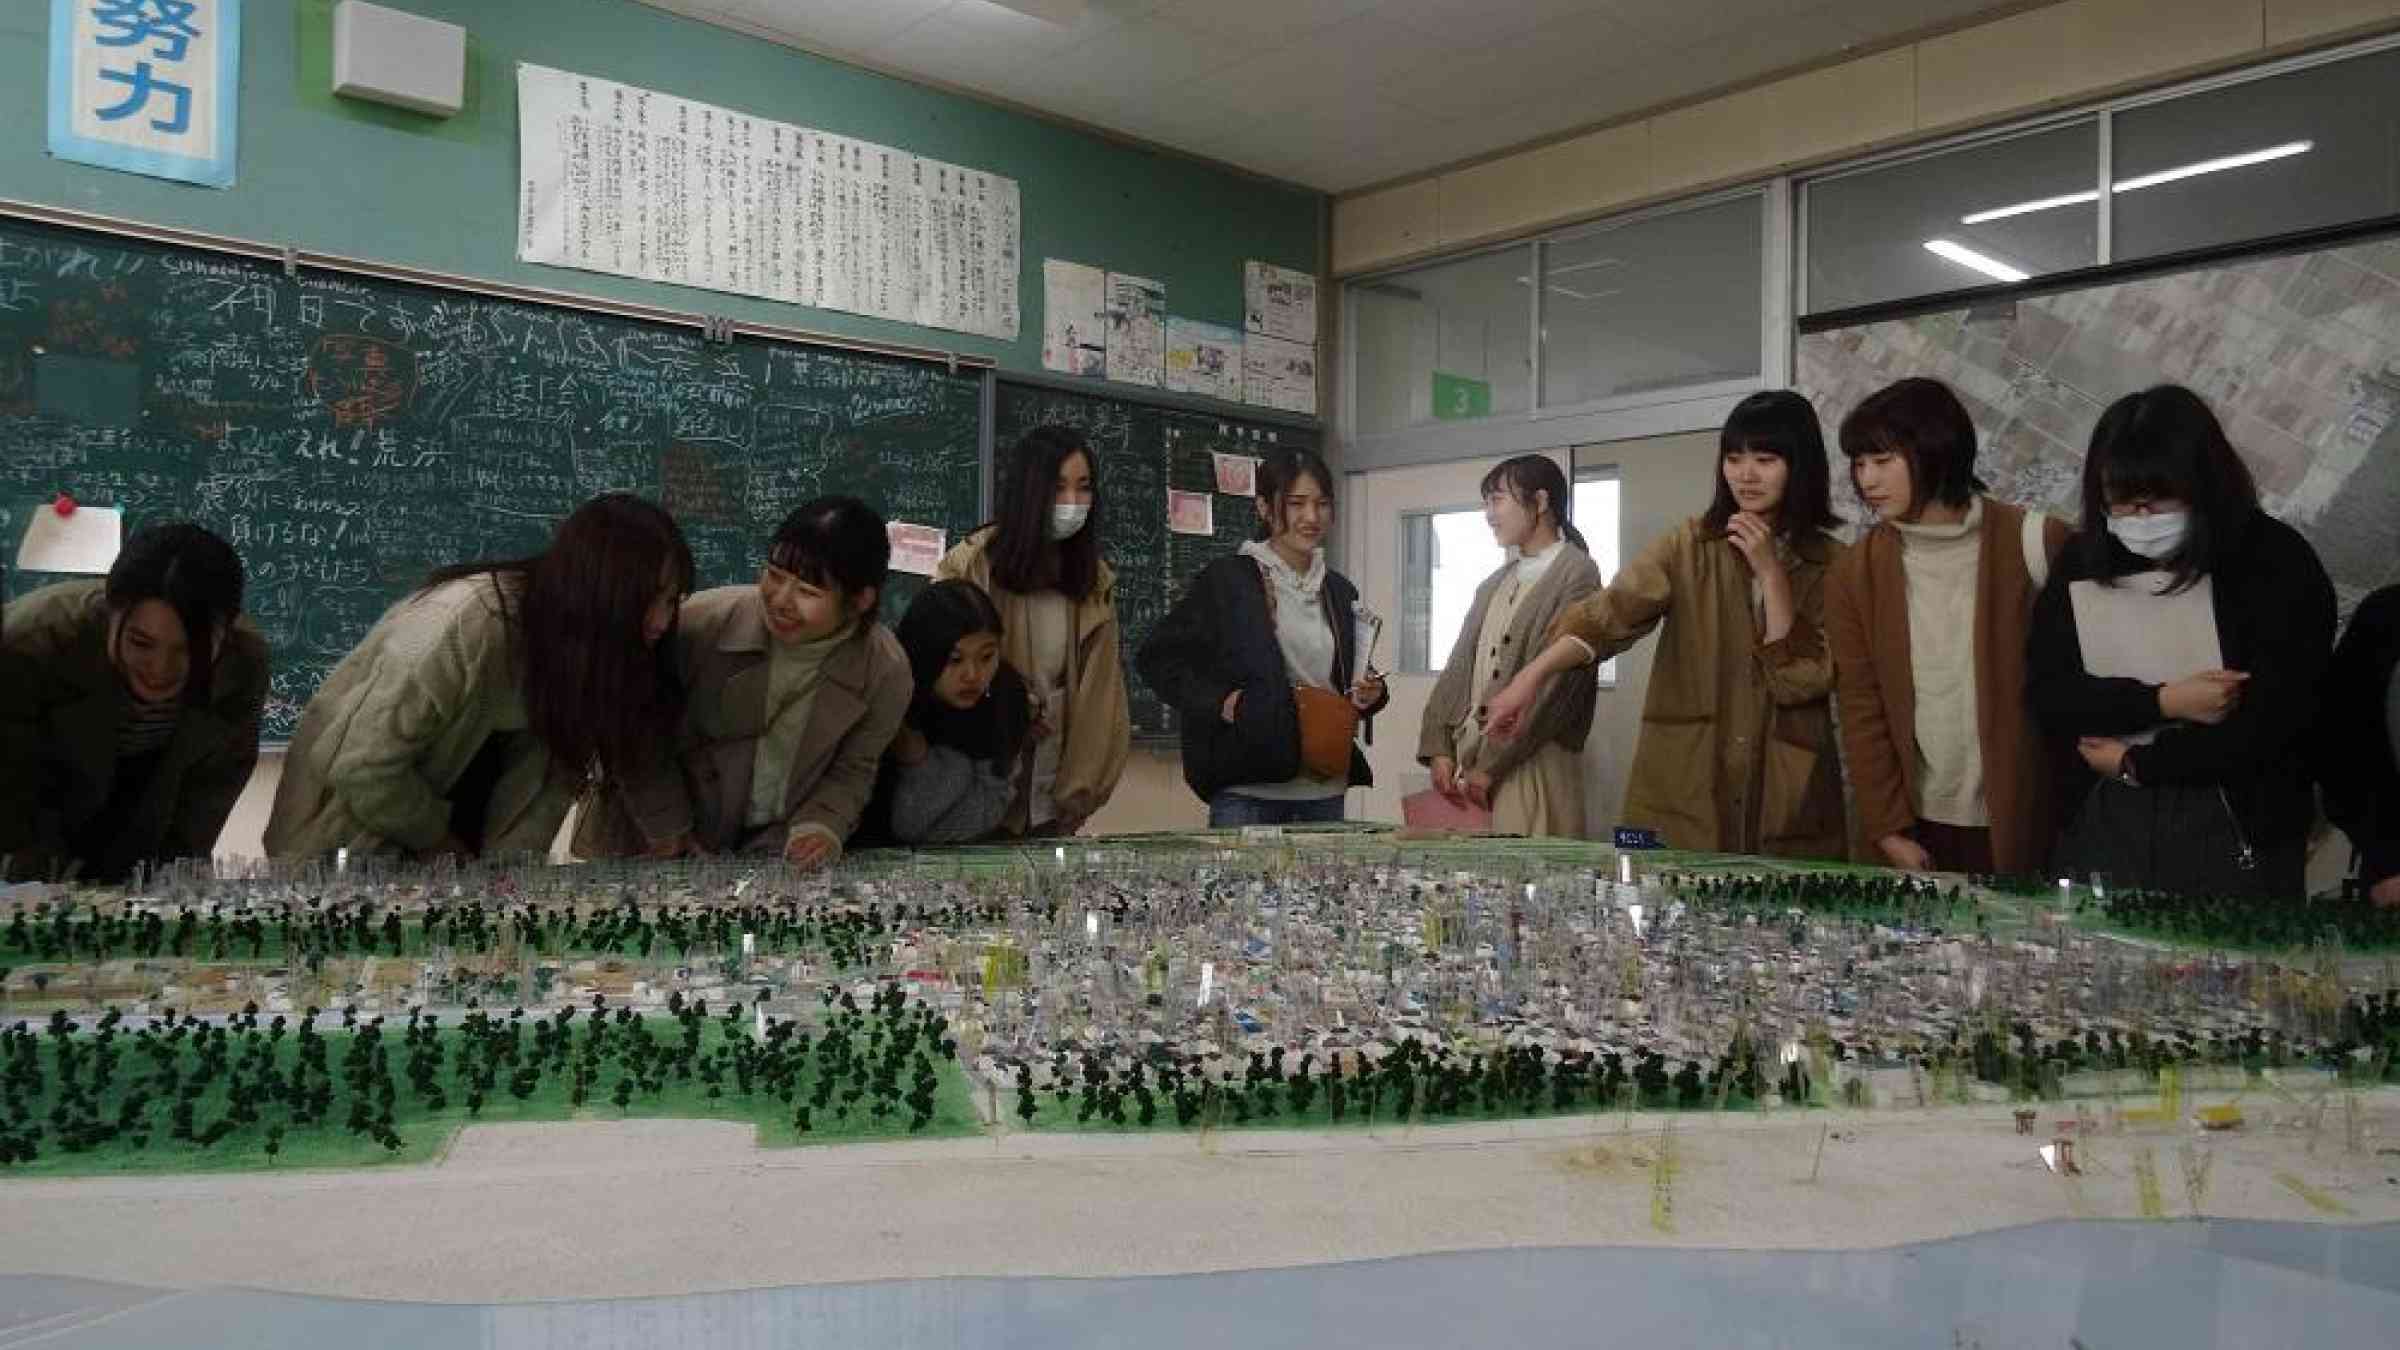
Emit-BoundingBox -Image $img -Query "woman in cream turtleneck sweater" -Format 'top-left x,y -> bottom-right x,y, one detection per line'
1824,378 -> 2069,878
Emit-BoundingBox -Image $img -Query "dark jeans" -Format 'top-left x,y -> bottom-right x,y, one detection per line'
1910,820 -> 1995,874
1208,791 -> 1346,828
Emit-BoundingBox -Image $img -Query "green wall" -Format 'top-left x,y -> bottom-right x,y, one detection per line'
0,0 -> 1322,371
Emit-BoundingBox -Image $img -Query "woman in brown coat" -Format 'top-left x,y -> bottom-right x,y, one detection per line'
1823,377 -> 2070,876
936,424 -> 1130,835
3,522 -> 267,882
1483,391 -> 1849,859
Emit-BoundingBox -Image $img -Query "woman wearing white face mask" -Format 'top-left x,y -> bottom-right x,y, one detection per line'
936,424 -> 1130,835
2027,385 -> 2335,899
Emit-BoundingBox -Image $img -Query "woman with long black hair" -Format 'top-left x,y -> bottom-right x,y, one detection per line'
2028,384 -> 2335,898
937,424 -> 1130,835
1483,391 -> 1850,859
2,521 -> 267,881
265,493 -> 694,860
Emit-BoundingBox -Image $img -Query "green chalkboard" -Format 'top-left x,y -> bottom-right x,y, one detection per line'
993,381 -> 1316,740
0,215 -> 984,741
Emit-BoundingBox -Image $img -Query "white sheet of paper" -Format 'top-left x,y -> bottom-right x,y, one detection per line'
2068,574 -> 2222,744
16,503 -> 121,574
1104,272 -> 1166,387
1041,259 -> 1108,377
1241,333 -> 1317,414
1244,260 -> 1318,343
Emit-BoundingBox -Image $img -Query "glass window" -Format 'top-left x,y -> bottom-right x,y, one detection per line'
1352,246 -> 1533,436
1572,470 -> 1620,684
1399,508 -> 1507,674
2113,47 -> 2400,261
1805,122 -> 2099,314
1539,196 -> 1763,408
1397,468 -> 1620,680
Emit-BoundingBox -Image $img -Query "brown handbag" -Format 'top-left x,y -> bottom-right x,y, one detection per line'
1256,560 -> 1358,780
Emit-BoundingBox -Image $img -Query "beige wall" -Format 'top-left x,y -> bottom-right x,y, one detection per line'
1333,0 -> 2400,275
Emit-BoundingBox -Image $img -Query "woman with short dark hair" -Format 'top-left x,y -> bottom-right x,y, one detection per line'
937,424 -> 1130,835
1483,391 -> 1848,858
2028,385 -> 2335,898
3,521 -> 268,881
576,495 -> 912,869
1824,377 -> 2070,875
266,494 -> 693,861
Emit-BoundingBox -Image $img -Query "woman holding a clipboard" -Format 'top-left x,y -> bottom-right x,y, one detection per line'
1138,447 -> 1388,826
2027,385 -> 2334,899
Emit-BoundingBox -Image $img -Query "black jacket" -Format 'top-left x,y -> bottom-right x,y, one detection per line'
1136,553 -> 1388,802
2313,584 -> 2400,888
2026,509 -> 2336,849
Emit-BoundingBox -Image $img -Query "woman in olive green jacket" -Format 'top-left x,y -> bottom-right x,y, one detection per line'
1482,392 -> 1851,861
2,523 -> 267,882
265,495 -> 693,861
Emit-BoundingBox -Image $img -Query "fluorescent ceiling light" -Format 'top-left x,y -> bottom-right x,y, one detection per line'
1956,140 -> 2313,224
1924,238 -> 2029,283
2113,138 -> 2313,192
1961,190 -> 2099,225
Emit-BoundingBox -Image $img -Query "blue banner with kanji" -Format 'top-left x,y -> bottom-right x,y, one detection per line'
48,0 -> 241,188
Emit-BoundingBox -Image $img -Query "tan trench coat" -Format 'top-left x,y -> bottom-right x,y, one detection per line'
936,528 -> 1130,832
265,576 -> 583,860
1548,517 -> 1848,860
575,585 -> 911,859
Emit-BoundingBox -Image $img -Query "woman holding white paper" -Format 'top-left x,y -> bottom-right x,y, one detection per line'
2026,385 -> 2334,898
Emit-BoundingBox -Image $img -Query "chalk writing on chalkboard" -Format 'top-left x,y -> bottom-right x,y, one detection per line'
0,215 -> 984,741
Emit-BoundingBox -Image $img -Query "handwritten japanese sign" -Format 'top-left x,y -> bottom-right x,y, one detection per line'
517,63 -> 1020,341
48,0 -> 241,188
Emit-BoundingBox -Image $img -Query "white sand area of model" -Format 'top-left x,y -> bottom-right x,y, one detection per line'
4,1092 -> 2398,1303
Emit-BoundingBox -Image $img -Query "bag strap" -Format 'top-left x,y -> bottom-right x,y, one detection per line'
2021,508 -> 2049,590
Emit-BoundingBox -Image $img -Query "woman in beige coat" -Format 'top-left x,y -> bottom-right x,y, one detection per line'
936,424 -> 1130,835
1417,455 -> 1602,836
578,496 -> 911,868
1483,392 -> 1850,860
265,495 -> 693,861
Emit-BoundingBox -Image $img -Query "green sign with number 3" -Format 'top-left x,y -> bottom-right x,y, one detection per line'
1431,370 -> 1492,420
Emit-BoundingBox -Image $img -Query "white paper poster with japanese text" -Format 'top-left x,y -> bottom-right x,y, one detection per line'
1244,261 -> 1317,344
1243,333 -> 1317,414
517,64 -> 1020,341
1103,272 -> 1165,387
48,0 -> 241,188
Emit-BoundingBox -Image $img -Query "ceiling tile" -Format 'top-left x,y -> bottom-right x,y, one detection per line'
705,0 -> 953,55
1381,10 -> 1661,122
1167,0 -> 1386,46
861,0 -> 1136,87
1603,0 -> 1794,51
1021,15 -> 1261,109
1170,16 -> 1461,123
1373,0 -> 1599,43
